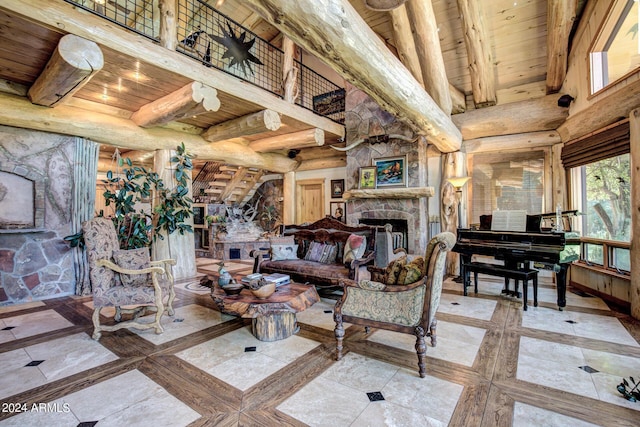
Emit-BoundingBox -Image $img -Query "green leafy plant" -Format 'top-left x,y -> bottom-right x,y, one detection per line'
617,375 -> 640,402
65,143 -> 195,250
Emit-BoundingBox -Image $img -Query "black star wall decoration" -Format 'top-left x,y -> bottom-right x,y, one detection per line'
209,22 -> 263,75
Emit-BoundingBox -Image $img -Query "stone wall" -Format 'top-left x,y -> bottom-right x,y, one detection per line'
0,125 -> 76,305
344,84 -> 431,255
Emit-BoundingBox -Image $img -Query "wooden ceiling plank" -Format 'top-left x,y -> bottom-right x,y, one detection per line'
202,109 -> 282,142
456,0 -> 497,108
28,34 -> 104,107
131,81 -> 220,127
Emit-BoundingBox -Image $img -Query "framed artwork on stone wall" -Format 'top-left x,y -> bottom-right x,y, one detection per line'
374,156 -> 406,188
358,166 -> 377,189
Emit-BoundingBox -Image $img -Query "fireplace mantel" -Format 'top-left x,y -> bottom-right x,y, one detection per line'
343,187 -> 435,199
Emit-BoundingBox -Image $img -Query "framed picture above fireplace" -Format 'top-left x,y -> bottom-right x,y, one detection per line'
358,166 -> 377,189
374,156 -> 406,188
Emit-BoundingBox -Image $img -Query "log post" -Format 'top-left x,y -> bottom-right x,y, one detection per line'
456,0 -> 497,108
630,108 -> 640,320
282,36 -> 298,103
28,34 -> 104,107
202,110 -> 282,142
441,151 -> 467,276
159,0 -> 178,51
405,0 -> 452,115
282,171 -> 295,225
249,128 -> 324,152
131,81 -> 220,127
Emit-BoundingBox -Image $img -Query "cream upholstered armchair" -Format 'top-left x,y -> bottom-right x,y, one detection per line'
334,231 -> 456,378
82,217 -> 176,340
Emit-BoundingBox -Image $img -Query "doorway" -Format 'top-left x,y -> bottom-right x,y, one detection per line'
295,178 -> 325,224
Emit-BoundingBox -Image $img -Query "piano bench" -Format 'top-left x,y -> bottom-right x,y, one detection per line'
462,262 -> 539,310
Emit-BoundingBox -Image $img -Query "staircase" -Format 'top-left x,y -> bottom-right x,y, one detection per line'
195,163 -> 281,206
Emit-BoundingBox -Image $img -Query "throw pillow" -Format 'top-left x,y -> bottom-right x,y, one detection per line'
397,257 -> 426,285
271,244 -> 299,261
304,241 -> 325,262
113,247 -> 150,287
318,244 -> 337,264
385,256 -> 407,285
343,234 -> 367,265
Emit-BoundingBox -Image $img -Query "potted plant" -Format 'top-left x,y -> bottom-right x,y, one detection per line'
65,143 -> 195,251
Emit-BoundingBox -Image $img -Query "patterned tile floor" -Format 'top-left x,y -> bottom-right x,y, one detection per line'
0,263 -> 639,426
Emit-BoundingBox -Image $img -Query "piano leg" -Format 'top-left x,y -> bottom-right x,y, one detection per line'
555,264 -> 568,311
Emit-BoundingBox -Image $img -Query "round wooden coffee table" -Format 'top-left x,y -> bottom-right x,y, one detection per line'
211,283 -> 320,341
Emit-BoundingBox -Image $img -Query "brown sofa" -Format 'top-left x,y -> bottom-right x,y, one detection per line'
250,217 -> 381,290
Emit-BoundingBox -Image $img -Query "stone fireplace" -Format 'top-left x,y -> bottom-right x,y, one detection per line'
0,125 -> 78,305
343,84 -> 433,256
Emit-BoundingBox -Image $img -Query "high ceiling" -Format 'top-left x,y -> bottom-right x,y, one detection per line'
0,0 -> 587,172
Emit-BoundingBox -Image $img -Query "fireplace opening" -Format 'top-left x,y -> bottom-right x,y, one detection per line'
359,218 -> 408,251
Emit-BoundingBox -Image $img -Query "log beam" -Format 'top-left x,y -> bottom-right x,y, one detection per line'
546,0 -> 576,94
249,128 -> 324,153
462,131 -> 562,154
202,110 -> 281,143
0,92 -> 297,172
295,156 -> 346,171
405,0 -> 452,114
131,81 -> 220,128
243,0 -> 461,152
557,78 -> 640,142
453,95 -> 568,140
28,34 -> 104,107
389,5 -> 465,114
456,0 -> 497,108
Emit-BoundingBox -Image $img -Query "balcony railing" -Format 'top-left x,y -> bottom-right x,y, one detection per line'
63,0 -> 345,123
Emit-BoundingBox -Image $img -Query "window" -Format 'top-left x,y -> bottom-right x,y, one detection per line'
470,151 -> 546,223
570,153 -> 631,272
590,0 -> 640,94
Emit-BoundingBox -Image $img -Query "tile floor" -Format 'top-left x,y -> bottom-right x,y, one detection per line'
0,263 -> 639,426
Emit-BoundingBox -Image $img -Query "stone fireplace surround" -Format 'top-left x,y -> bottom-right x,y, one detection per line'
343,84 -> 432,256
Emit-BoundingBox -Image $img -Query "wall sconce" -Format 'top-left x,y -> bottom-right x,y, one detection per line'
446,176 -> 471,193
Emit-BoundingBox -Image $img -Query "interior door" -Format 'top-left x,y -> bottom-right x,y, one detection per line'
296,179 -> 325,224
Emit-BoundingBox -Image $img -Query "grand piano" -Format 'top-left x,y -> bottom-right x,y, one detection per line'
452,211 -> 580,310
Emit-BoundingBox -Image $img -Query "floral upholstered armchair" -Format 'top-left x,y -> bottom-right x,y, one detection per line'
333,231 -> 456,378
82,217 -> 176,340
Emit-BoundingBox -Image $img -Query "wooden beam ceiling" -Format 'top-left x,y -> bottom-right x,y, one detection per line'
242,0 -> 461,152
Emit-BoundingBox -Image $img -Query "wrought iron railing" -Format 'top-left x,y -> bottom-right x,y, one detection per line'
64,0 -> 157,40
63,0 -> 345,123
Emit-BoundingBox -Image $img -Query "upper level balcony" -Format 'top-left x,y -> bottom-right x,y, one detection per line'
0,0 -> 346,172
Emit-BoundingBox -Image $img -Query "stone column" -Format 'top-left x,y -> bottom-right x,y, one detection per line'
153,149 -> 196,280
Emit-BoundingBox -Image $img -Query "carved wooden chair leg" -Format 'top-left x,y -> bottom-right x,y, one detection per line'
334,321 -> 344,361
415,326 -> 427,378
92,307 -> 102,340
429,317 -> 437,347
334,305 -> 345,361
